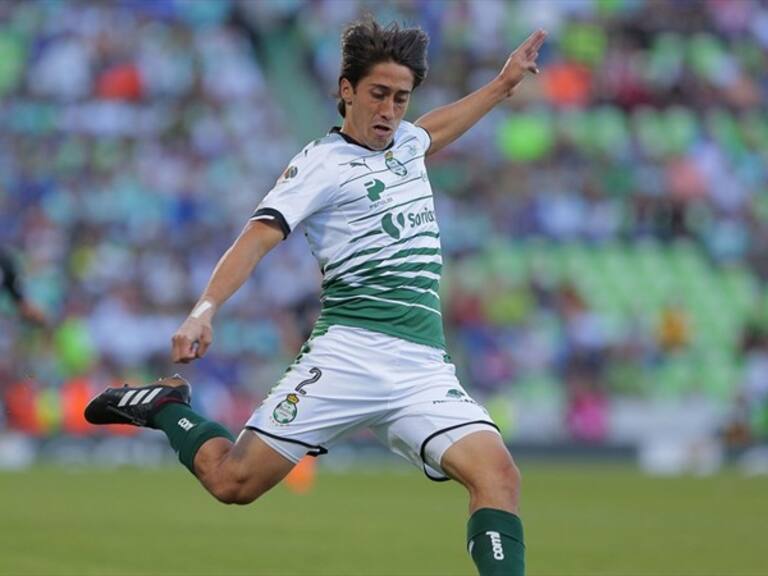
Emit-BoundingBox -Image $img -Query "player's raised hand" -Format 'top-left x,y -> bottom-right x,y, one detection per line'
171,315 -> 213,363
497,29 -> 547,96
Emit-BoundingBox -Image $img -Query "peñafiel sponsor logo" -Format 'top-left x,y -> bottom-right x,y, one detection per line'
365,178 -> 386,202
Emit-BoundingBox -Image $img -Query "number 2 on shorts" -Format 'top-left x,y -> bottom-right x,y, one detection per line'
295,367 -> 322,395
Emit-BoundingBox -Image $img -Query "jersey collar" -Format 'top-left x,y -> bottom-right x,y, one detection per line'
329,127 -> 395,152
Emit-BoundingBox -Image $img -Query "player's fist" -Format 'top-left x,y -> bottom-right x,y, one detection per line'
498,29 -> 547,95
171,317 -> 213,363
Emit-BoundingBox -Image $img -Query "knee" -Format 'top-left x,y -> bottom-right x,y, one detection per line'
473,457 -> 522,505
206,468 -> 265,505
210,479 -> 262,505
495,458 -> 522,498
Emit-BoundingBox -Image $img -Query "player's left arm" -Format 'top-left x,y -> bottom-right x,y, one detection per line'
416,29 -> 546,156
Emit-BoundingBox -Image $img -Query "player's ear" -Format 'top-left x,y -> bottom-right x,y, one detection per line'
339,78 -> 354,105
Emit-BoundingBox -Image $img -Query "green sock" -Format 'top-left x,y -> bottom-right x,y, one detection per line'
152,403 -> 234,474
467,508 -> 525,576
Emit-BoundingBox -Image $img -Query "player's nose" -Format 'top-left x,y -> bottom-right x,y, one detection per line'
378,97 -> 395,119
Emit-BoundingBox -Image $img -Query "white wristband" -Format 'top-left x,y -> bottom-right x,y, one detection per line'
191,300 -> 213,319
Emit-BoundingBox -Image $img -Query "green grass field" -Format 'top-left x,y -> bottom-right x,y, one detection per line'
1,463 -> 764,576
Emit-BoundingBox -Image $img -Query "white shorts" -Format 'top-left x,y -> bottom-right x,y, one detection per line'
245,325 -> 499,481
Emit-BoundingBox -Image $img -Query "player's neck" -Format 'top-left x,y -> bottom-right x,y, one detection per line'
336,124 -> 393,152
339,121 -> 365,145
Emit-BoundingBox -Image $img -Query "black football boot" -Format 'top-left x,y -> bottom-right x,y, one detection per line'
84,375 -> 191,429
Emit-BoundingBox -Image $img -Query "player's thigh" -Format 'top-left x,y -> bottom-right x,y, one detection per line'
373,382 -> 500,480
218,429 -> 296,495
440,430 -> 520,494
246,326 -> 393,463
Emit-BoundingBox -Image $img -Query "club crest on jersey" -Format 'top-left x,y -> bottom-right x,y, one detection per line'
384,151 -> 407,176
272,393 -> 300,424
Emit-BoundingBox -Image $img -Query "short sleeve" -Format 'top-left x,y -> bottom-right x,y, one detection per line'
413,123 -> 432,154
250,147 -> 336,239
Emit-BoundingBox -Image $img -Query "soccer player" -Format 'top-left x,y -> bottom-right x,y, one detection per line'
86,20 -> 546,576
0,246 -> 47,327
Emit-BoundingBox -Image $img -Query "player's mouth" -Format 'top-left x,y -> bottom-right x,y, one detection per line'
372,124 -> 392,138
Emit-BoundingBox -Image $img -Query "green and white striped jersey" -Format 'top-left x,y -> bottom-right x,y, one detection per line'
251,121 -> 445,349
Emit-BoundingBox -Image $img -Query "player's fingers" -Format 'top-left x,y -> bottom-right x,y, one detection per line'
196,329 -> 212,358
518,30 -> 540,49
178,344 -> 197,363
171,336 -> 182,362
519,29 -> 546,52
171,344 -> 187,363
525,43 -> 545,62
530,29 -> 547,51
171,334 -> 195,363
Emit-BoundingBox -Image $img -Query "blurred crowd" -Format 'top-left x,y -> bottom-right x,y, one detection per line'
1,0 -> 767,443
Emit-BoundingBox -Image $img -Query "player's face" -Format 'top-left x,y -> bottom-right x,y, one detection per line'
340,61 -> 414,150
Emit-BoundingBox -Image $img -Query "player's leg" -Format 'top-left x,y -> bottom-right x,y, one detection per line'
372,339 -> 526,576
374,414 -> 523,575
188,430 -> 295,504
85,375 -> 295,504
152,326 -> 385,501
440,430 -> 525,576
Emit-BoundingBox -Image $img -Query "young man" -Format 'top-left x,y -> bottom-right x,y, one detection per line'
86,20 -> 545,576
0,246 -> 47,327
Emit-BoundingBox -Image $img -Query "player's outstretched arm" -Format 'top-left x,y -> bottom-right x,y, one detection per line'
171,220 -> 283,363
416,29 -> 546,156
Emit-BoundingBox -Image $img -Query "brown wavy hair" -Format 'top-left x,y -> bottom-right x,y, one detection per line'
337,18 -> 429,118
